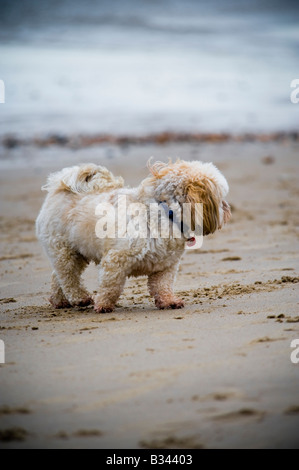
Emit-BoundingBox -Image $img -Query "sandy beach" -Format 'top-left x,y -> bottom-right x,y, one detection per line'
0,137 -> 299,448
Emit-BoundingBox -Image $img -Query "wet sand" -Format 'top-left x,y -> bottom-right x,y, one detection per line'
0,139 -> 299,448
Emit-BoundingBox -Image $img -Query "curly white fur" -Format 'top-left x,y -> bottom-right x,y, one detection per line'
36,159 -> 231,312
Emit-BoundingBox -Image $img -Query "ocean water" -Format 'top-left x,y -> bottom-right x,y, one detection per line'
0,0 -> 298,137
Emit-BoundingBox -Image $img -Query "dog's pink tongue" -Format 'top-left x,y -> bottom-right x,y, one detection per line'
186,237 -> 196,247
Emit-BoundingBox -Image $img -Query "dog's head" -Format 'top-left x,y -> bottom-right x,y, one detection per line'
145,159 -> 231,236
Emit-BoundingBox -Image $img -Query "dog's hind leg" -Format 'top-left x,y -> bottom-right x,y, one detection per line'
51,246 -> 93,307
148,264 -> 184,310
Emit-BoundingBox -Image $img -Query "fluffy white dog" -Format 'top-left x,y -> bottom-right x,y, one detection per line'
36,159 -> 231,312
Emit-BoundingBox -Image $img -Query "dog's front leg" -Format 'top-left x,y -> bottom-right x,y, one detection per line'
94,251 -> 128,313
148,264 -> 184,310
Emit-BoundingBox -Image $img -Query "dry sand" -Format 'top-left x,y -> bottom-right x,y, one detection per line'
0,139 -> 299,449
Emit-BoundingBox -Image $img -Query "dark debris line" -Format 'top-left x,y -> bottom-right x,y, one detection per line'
2,132 -> 299,149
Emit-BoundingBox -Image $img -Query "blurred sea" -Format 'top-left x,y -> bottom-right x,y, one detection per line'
0,0 -> 298,137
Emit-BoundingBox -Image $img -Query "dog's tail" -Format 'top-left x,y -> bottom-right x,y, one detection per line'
42,164 -> 124,194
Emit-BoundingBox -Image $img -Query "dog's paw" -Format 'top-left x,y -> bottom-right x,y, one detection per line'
94,305 -> 114,314
155,298 -> 185,310
93,294 -> 115,313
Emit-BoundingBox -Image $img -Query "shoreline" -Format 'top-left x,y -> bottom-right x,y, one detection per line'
2,131 -> 299,150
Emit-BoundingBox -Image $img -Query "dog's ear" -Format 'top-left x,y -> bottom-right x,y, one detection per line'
185,178 -> 220,235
